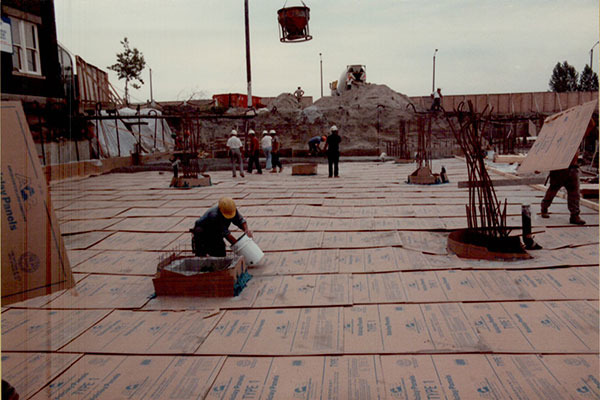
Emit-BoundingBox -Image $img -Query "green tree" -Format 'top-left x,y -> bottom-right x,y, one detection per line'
578,64 -> 599,91
549,61 -> 579,92
108,37 -> 146,105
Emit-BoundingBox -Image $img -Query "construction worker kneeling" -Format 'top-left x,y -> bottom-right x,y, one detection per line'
191,197 -> 253,257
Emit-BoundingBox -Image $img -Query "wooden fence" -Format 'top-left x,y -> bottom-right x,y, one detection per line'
410,91 -> 598,115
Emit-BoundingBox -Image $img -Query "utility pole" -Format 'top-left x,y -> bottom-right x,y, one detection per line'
432,49 -> 438,93
244,0 -> 252,109
319,53 -> 323,98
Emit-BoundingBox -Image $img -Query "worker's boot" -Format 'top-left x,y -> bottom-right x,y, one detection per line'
569,215 -> 586,225
540,207 -> 549,218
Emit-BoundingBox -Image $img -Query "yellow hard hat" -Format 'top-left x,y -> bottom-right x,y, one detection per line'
218,197 -> 236,219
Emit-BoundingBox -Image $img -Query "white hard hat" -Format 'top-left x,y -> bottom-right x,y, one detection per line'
330,125 -> 338,131
262,130 -> 268,134
269,129 -> 276,134
249,129 -> 255,134
231,129 -> 237,136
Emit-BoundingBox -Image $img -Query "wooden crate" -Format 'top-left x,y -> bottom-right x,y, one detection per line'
292,163 -> 318,175
153,256 -> 246,297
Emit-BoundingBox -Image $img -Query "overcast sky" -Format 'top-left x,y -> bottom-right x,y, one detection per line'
54,0 -> 599,103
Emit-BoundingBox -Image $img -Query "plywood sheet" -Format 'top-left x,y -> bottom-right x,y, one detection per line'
1,352 -> 82,400
1,308 -> 110,351
43,274 -> 154,309
32,355 -> 225,400
62,309 -> 222,354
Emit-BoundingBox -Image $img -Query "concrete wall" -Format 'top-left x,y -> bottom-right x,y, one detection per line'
410,91 -> 598,115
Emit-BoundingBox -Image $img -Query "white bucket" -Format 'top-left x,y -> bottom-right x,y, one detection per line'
231,234 -> 264,266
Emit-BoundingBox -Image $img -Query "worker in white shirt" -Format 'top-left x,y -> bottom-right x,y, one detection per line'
261,130 -> 273,170
226,129 -> 245,178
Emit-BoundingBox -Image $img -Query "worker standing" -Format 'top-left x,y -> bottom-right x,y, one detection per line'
308,135 -> 326,156
270,130 -> 283,173
261,130 -> 273,170
430,88 -> 443,111
226,129 -> 244,178
246,130 -> 262,174
191,197 -> 253,257
323,125 -> 342,178
294,86 -> 304,103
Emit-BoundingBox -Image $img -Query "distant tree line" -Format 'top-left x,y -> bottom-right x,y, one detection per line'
549,61 -> 598,92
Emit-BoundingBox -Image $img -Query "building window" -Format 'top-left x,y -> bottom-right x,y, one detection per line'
9,17 -> 41,76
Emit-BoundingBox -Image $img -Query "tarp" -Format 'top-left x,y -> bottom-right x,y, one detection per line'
95,107 -> 174,158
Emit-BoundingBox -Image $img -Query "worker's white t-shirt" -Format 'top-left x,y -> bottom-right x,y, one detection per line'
261,135 -> 272,149
227,136 -> 242,149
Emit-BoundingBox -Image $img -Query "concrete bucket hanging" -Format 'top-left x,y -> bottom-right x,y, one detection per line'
277,1 -> 312,43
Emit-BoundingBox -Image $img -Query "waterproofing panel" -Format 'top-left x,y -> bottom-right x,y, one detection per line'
342,305 -> 385,353
364,247 -> 399,272
485,354 -> 571,398
432,354 -> 514,399
63,231 -> 114,250
60,218 -> 122,234
420,303 -> 480,352
107,217 -> 184,232
393,247 -> 430,271
379,304 -> 436,353
380,355 -> 445,400
73,250 -> 161,275
261,357 -> 325,399
89,231 -> 181,251
1,309 -> 110,351
1,352 -> 82,399
43,275 -> 154,309
205,357 -> 273,400
320,356 -> 386,400
461,302 -> 534,352
501,302 -> 594,353
62,309 -> 222,354
290,307 -> 344,354
538,355 -> 600,399
402,271 -> 448,302
436,270 -> 488,301
31,355 -> 225,400
351,272 -> 406,304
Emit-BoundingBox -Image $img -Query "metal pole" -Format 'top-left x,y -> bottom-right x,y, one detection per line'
244,0 -> 252,109
149,67 -> 154,104
590,41 -> 599,70
432,49 -> 438,93
319,52 -> 323,98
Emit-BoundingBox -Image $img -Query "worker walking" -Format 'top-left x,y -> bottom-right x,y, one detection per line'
191,197 -> 253,257
540,119 -> 595,225
261,130 -> 273,170
324,125 -> 342,178
226,129 -> 245,178
270,130 -> 283,173
308,135 -> 326,156
247,130 -> 262,174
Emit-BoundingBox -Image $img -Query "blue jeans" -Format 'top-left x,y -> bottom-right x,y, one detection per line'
263,147 -> 272,169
